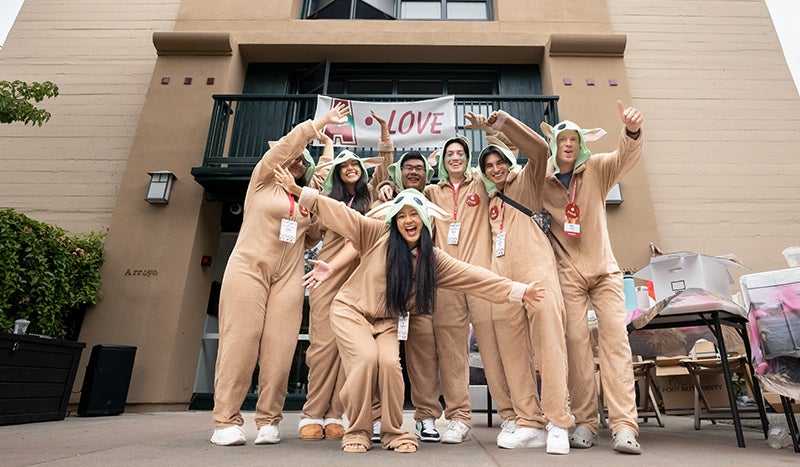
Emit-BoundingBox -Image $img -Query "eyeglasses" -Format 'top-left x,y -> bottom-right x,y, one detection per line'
401,165 -> 425,173
291,155 -> 310,168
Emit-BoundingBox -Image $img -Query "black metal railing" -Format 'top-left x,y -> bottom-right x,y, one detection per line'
200,94 -> 559,169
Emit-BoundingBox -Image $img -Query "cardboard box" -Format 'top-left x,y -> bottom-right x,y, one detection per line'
763,391 -> 800,414
655,341 -> 731,415
634,251 -> 745,302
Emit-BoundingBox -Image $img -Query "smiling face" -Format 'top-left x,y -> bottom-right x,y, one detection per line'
338,159 -> 362,190
443,141 -> 467,179
287,153 -> 308,180
555,129 -> 581,173
394,204 -> 423,248
400,158 -> 427,191
481,152 -> 510,190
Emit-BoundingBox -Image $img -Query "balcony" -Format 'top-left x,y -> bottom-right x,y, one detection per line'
191,94 -> 559,202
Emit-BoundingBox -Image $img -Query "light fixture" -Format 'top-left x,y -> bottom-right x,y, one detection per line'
145,171 -> 176,204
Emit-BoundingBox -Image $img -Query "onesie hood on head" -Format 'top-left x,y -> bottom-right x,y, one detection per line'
301,149 -> 315,184
367,188 -> 450,236
540,120 -> 606,175
477,139 -> 518,195
322,149 -> 369,194
387,151 -> 434,190
437,135 -> 471,182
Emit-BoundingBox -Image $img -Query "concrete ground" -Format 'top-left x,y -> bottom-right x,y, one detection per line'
1,410 -> 798,466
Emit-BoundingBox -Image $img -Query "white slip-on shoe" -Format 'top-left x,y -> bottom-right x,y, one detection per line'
569,425 -> 598,448
441,419 -> 471,444
496,426 -> 546,449
254,424 -> 281,445
612,427 -> 641,454
546,423 -> 570,455
210,425 -> 246,446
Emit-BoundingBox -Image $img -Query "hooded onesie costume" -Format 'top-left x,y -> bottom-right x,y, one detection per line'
295,186 -> 534,451
541,119 -> 643,438
213,120 -> 330,431
300,145 -> 392,436
478,111 -> 572,430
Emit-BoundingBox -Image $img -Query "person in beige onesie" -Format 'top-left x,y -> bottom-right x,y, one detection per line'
209,104 -> 348,447
541,101 -> 644,454
475,110 -> 572,454
299,111 -> 392,440
275,172 -> 547,454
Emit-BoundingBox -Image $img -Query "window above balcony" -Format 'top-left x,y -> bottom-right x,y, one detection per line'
303,0 -> 492,20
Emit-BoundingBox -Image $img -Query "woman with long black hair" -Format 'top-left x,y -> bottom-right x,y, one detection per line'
274,165 -> 547,454
298,111 -> 392,441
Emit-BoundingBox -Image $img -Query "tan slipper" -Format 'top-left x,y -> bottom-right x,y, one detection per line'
342,443 -> 367,453
394,442 -> 417,453
299,423 -> 324,440
324,423 -> 345,440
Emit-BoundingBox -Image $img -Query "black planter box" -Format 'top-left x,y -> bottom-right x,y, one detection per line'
0,333 -> 85,425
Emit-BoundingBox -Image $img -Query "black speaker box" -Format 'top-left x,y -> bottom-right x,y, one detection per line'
77,344 -> 137,417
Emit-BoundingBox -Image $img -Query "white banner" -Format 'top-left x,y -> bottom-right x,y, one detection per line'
314,95 -> 456,149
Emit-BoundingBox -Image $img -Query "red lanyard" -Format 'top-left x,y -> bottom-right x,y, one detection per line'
449,181 -> 460,221
499,200 -> 506,232
568,178 -> 578,205
287,193 -> 295,217
347,195 -> 354,208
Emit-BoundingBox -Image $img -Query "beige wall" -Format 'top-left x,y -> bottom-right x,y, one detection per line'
0,0 -> 182,234
608,0 -> 800,279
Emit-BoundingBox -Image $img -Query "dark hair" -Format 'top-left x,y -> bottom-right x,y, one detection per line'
385,219 -> 437,317
479,148 -> 506,174
330,165 -> 371,215
400,151 -> 425,167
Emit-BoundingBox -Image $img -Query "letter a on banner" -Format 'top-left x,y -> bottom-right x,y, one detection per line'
314,95 -> 456,149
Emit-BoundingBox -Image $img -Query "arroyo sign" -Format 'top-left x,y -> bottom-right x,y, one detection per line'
314,95 -> 456,149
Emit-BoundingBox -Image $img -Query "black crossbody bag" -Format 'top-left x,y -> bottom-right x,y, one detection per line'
495,191 -> 552,235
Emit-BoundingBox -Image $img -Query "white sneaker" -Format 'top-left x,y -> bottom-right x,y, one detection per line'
500,418 -> 516,433
497,426 -> 546,449
546,423 -> 570,455
210,425 -> 246,446
569,425 -> 598,448
254,424 -> 280,445
441,419 -> 471,444
371,420 -> 381,443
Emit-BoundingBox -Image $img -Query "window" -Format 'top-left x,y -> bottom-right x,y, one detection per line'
303,0 -> 491,20
400,1 -> 489,19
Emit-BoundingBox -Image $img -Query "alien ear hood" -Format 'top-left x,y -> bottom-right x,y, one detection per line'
436,135 -> 471,181
320,149 -> 384,194
540,120 -> 607,174
387,151 -> 434,190
477,141 -> 518,195
366,188 -> 450,235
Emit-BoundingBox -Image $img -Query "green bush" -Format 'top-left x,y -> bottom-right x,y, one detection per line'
0,209 -> 105,339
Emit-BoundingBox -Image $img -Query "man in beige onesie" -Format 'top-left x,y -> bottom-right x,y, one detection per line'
541,101 -> 644,454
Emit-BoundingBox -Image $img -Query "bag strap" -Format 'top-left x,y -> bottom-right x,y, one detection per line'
495,191 -> 534,217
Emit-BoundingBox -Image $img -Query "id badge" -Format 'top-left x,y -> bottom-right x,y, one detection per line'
447,222 -> 461,245
397,315 -> 409,341
564,222 -> 581,237
279,218 -> 298,243
495,232 -> 506,257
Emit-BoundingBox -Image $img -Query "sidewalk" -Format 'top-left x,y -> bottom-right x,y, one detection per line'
1,410 -> 796,466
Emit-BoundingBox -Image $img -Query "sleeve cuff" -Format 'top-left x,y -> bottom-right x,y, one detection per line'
299,186 -> 318,208
377,139 -> 394,152
509,282 -> 526,303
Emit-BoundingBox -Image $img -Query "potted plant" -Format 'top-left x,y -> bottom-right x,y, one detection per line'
0,208 -> 105,425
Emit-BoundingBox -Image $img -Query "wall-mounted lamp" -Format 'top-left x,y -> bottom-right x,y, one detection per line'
605,183 -> 623,205
145,171 -> 176,204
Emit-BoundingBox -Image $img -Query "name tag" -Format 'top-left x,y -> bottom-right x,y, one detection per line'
280,218 -> 298,243
495,232 -> 506,257
447,222 -> 461,245
397,315 -> 409,341
564,222 -> 581,238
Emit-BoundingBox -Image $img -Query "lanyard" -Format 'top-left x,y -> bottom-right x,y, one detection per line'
347,195 -> 354,208
287,193 -> 295,217
568,178 -> 578,205
499,200 -> 506,232
449,181 -> 461,221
